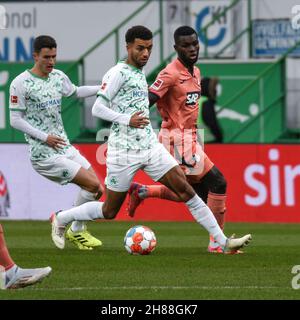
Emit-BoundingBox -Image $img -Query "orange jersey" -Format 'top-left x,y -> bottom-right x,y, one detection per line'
149,58 -> 213,179
149,58 -> 201,132
149,58 -> 201,160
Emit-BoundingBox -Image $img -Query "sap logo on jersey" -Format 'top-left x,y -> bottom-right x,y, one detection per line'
132,90 -> 147,98
244,149 -> 300,207
186,91 -> 200,106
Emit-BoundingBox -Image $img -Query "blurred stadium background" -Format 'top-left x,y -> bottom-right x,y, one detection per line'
0,0 -> 300,299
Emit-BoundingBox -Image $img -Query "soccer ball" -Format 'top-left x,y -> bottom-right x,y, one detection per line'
124,225 -> 157,255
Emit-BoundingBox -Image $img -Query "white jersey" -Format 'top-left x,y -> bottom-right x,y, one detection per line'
97,61 -> 158,150
9,69 -> 76,161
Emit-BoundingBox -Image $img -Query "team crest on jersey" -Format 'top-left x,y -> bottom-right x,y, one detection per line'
151,79 -> 163,90
186,91 -> 201,106
10,95 -> 18,104
0,171 -> 10,217
62,170 -> 69,178
109,176 -> 118,186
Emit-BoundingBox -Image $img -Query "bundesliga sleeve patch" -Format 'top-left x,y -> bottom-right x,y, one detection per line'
151,79 -> 163,90
10,95 -> 18,104
100,82 -> 107,91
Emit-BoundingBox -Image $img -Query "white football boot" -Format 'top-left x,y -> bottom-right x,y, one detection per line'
223,234 -> 252,253
50,212 -> 66,249
3,265 -> 52,289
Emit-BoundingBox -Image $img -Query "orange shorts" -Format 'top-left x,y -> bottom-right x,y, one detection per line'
185,151 -> 214,184
161,140 -> 214,184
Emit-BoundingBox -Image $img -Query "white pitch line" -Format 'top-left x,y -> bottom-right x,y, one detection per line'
27,285 -> 290,291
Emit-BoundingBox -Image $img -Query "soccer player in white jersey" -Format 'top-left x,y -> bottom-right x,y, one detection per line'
9,35 -> 105,250
0,223 -> 51,289
50,26 -> 252,253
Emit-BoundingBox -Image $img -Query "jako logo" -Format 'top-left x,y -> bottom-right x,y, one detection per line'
0,171 -> 10,217
244,149 -> 300,207
291,5 -> 300,30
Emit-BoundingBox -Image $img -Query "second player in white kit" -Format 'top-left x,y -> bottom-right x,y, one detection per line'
10,35 -> 104,250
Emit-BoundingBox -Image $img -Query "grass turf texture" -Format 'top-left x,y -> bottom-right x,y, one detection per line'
0,220 -> 300,300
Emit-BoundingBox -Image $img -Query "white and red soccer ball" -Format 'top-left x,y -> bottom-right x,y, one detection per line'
124,225 -> 157,255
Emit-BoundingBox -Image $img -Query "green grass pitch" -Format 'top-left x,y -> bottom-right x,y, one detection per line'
0,220 -> 300,300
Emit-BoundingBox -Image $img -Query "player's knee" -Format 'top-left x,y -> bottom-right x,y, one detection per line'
103,212 -> 117,220
102,210 -> 117,220
219,175 -> 227,192
212,173 -> 227,194
183,183 -> 196,201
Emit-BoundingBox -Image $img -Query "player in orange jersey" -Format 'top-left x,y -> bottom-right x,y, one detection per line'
127,26 -> 237,254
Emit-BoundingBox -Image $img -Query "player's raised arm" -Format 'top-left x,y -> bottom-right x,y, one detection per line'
60,71 -> 100,98
76,85 -> 100,98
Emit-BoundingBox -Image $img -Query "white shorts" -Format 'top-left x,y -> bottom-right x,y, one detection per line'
31,146 -> 91,185
105,143 -> 178,192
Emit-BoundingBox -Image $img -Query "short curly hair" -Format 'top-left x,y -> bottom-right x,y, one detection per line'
174,26 -> 197,44
125,25 -> 153,44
